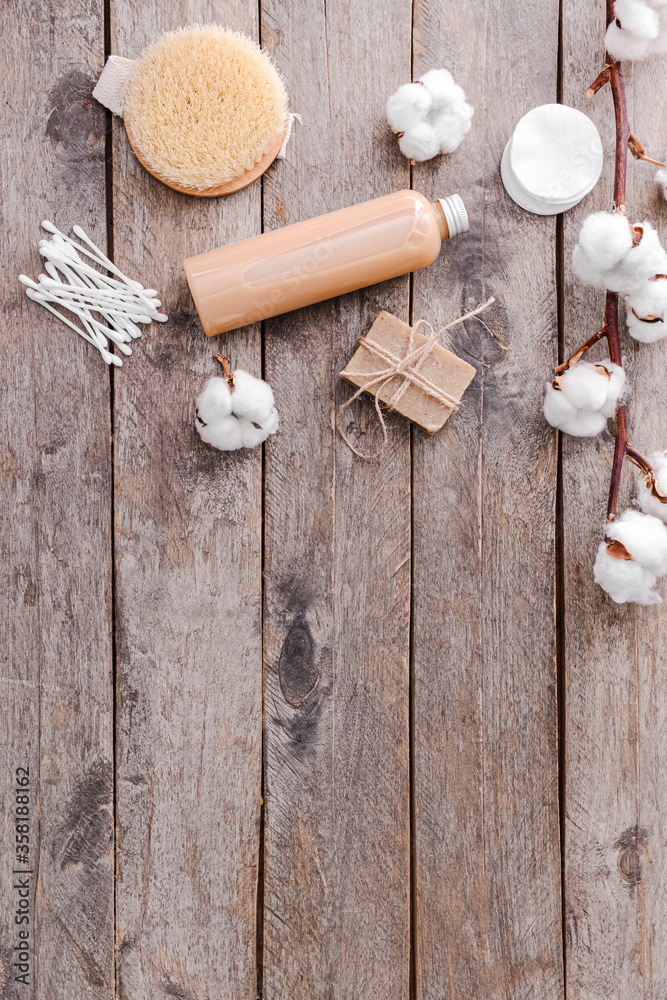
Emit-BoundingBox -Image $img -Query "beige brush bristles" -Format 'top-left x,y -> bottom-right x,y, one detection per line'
122,26 -> 288,193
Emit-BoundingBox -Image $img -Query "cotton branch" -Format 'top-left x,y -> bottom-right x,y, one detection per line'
554,325 -> 608,373
571,0 -> 653,522
628,131 -> 665,167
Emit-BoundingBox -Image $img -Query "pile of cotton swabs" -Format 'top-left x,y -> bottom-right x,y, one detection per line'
19,222 -> 167,367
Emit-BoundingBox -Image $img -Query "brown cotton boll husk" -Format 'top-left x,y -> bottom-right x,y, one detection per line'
123,26 -> 288,192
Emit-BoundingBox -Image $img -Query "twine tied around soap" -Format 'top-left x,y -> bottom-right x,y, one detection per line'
337,296 -> 495,460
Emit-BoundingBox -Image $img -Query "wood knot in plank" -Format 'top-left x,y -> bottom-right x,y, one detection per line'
46,70 -> 106,156
60,760 -> 113,869
278,618 -> 319,707
614,825 -> 648,887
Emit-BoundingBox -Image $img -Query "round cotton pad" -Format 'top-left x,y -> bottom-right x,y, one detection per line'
122,27 -> 289,197
501,104 -> 603,216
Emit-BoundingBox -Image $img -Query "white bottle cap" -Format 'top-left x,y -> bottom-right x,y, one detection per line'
501,104 -> 603,216
438,194 -> 469,238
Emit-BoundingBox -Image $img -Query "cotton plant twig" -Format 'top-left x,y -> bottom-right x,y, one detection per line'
628,131 -> 665,167
554,324 -> 608,373
564,0 -> 658,521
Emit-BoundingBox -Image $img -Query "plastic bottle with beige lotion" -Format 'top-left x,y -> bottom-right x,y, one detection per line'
183,190 -> 469,336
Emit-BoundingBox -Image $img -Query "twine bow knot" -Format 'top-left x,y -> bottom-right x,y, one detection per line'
337,297 -> 495,460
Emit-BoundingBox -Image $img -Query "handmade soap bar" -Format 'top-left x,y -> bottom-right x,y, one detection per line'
340,310 -> 476,434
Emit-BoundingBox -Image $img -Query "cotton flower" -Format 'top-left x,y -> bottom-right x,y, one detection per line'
573,213 -> 667,294
419,69 -> 465,110
595,505 -> 667,603
612,221 -> 667,290
195,368 -> 279,452
543,381 -> 607,436
543,359 -> 625,435
198,413 -> 245,451
386,82 -> 431,133
387,68 -> 473,162
605,21 -> 652,59
431,102 -> 474,154
637,450 -> 667,521
597,359 -> 626,416
605,0 -> 660,60
559,364 -> 609,410
606,508 -> 667,575
616,0 -> 660,35
240,406 -> 279,447
572,212 -> 634,290
227,369 -> 276,423
593,540 -> 660,604
398,122 -> 441,162
604,0 -> 667,60
195,377 -> 233,424
626,276 -> 667,341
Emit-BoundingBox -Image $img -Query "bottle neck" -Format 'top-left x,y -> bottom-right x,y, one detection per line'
432,194 -> 469,241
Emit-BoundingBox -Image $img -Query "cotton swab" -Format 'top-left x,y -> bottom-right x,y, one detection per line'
39,241 -> 165,316
42,252 -> 145,340
42,220 -> 143,290
21,282 -> 121,366
21,222 -> 167,367
43,222 -> 163,315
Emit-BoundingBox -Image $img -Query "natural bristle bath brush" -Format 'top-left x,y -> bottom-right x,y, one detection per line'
94,26 -> 294,197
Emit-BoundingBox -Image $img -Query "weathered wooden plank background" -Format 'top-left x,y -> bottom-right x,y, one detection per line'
2,0 -> 666,998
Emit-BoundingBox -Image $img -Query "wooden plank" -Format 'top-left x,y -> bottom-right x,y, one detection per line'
260,0 -> 412,995
110,5 -> 263,997
563,7 -> 667,995
411,2 -> 564,997
0,4 -> 113,1000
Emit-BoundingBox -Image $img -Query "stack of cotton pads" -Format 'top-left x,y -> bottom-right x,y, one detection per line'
501,104 -> 603,216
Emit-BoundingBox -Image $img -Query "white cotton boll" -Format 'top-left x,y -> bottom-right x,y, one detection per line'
261,406 -> 280,436
614,0 -> 660,38
557,408 -> 608,437
627,309 -> 667,341
574,214 -> 667,294
386,82 -> 431,133
572,246 -> 607,289
418,69 -> 465,110
239,420 -> 268,448
239,407 -> 279,448
607,508 -> 667,575
390,68 -> 473,162
626,278 -> 667,341
398,122 -> 442,162
560,364 -> 609,411
637,451 -> 667,521
195,377 -> 233,424
197,414 -> 245,451
577,212 -> 634,272
605,20 -> 653,59
230,369 -> 275,424
593,541 -> 661,603
543,382 -> 577,426
543,383 -> 607,436
595,360 -> 627,418
627,276 -> 667,319
431,101 -> 474,154
609,220 -> 667,291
